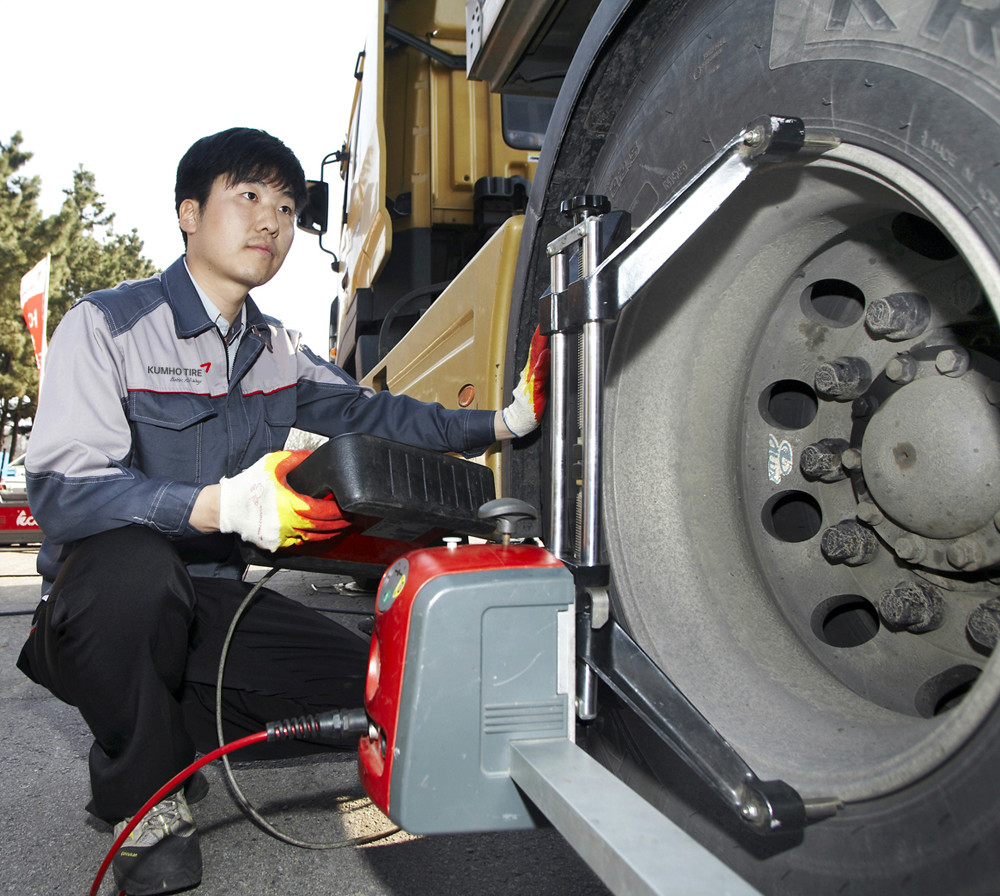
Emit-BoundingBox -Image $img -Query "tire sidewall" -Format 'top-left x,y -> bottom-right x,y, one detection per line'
591,0 -> 1000,252
573,0 -> 1000,892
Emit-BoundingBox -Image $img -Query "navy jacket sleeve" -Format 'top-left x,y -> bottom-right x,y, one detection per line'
290,343 -> 497,454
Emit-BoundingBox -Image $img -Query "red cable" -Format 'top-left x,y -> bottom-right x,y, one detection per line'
89,730 -> 269,896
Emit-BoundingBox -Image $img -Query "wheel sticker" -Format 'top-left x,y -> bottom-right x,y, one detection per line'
768,433 -> 794,484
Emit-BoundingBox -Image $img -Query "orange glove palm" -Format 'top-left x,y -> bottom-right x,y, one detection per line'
219,450 -> 350,551
502,325 -> 550,437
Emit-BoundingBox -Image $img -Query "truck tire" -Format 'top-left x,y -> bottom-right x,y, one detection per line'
512,0 -> 1000,893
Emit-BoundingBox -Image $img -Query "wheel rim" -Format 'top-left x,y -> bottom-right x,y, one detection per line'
603,143 -> 1000,802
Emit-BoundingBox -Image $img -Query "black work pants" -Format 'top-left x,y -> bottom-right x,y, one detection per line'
17,526 -> 367,822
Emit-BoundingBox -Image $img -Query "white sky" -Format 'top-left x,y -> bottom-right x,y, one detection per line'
4,0 -> 371,353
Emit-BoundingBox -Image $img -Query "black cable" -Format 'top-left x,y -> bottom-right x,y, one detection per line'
214,567 -> 399,849
304,606 -> 373,616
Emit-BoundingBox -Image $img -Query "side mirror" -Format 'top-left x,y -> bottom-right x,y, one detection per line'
297,180 -> 329,236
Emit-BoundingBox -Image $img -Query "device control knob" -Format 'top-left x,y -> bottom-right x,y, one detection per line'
478,498 -> 538,544
560,194 -> 611,223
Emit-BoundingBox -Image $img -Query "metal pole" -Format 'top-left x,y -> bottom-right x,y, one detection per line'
580,215 -> 603,567
548,251 -> 570,560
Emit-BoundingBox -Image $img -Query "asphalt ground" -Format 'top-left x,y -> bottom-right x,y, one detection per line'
0,544 -> 611,896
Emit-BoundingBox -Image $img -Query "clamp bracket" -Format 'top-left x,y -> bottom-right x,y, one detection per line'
543,115 -> 841,835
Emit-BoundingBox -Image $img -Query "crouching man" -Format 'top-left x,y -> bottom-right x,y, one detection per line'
17,127 -> 548,895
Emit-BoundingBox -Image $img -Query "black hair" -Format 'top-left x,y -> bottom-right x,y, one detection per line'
175,127 -> 308,243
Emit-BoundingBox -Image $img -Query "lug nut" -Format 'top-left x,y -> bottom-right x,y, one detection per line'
865,292 -> 931,340
894,535 -> 927,563
967,597 -> 1000,650
878,581 -> 944,633
856,500 -> 884,526
884,354 -> 918,384
852,395 -> 879,418
800,438 -> 850,482
820,520 -> 879,566
841,447 -> 863,472
935,347 -> 971,377
814,356 -> 872,401
947,538 -> 984,570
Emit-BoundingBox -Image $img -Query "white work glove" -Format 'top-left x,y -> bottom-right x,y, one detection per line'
501,325 -> 551,437
218,450 -> 350,552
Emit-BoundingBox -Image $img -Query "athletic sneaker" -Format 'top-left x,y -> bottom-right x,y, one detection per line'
112,789 -> 202,895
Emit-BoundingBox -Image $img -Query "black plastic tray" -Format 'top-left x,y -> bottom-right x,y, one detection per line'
287,432 -> 497,538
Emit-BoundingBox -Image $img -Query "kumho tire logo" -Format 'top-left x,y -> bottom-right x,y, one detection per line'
146,365 -> 208,377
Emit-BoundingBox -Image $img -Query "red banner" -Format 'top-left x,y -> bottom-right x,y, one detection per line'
19,254 -> 49,371
0,503 -> 39,532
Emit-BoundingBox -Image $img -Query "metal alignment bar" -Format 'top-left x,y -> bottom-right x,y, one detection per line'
548,249 -> 570,560
541,116 -> 836,332
509,738 -> 764,896
586,620 -> 809,833
580,212 -> 604,567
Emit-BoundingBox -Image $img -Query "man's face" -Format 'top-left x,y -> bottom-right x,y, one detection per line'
179,175 -> 296,298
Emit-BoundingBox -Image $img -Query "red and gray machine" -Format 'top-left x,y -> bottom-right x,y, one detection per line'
358,536 -> 574,833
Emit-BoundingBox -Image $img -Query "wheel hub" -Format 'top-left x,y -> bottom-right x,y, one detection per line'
603,144 -> 1000,801
861,367 -> 1000,541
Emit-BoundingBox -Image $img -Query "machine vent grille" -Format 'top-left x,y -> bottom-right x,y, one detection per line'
482,700 -> 566,733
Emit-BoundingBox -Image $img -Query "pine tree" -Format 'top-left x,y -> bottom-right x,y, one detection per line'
0,133 -> 156,457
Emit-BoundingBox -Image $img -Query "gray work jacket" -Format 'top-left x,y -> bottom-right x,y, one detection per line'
26,257 -> 496,587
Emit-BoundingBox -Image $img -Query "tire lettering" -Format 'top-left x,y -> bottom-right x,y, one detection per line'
916,127 -> 1000,218
608,142 -> 640,198
693,38 -> 728,80
923,1 -> 1000,66
771,0 -> 1000,75
920,129 -> 959,167
662,160 -> 689,191
772,0 -> 1000,112
827,0 -> 896,31
977,179 -> 1000,219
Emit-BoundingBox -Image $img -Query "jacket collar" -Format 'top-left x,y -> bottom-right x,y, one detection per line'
161,255 -> 270,347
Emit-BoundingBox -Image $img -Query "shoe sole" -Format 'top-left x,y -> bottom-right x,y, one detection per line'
114,830 -> 202,895
184,770 -> 209,805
